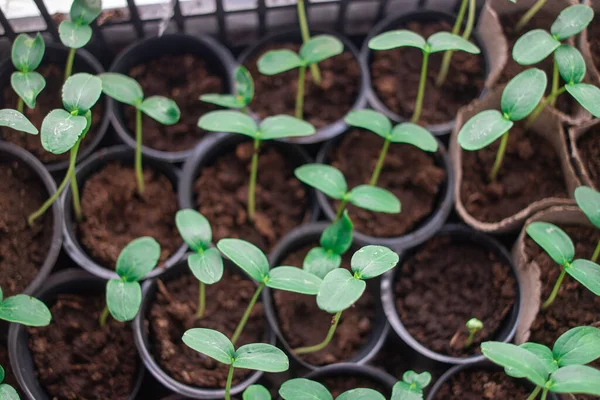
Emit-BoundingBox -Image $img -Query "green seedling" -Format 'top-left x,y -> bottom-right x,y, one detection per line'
99,73 -> 180,195
391,370 -> 432,400
280,378 -> 387,400
457,68 -> 547,182
464,317 -> 483,348
175,209 -> 223,318
0,285 -> 51,327
29,72 -> 102,225
216,238 -> 323,345
183,328 -> 288,400
200,66 -> 254,113
296,0 -> 322,86
345,109 -> 438,186
574,186 -> 600,262
368,30 -> 480,124
482,325 -> 600,399
257,35 -> 343,119
11,33 -> 46,113
198,110 -> 315,221
243,385 -> 271,400
0,365 -> 19,400
100,236 -> 160,327
294,245 -> 399,355
526,221 -> 600,309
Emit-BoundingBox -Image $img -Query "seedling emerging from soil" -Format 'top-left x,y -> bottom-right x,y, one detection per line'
574,186 -> 600,262
464,318 -> 483,348
457,68 -> 547,182
243,385 -> 271,400
482,326 -> 600,399
345,109 -> 438,186
29,72 -> 102,225
280,378 -> 387,400
175,209 -> 223,318
11,33 -> 46,113
100,236 -> 160,327
183,328 -> 288,400
0,365 -> 19,400
0,285 -> 51,327
217,238 -> 323,345
294,245 -> 398,355
368,30 -> 480,124
392,370 -> 432,400
198,110 -> 315,221
99,72 -> 181,194
0,109 -> 38,135
526,221 -> 600,309
200,66 -> 254,113
257,35 -> 343,119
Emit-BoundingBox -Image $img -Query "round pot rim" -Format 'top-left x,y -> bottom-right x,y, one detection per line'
381,223 -> 522,365
61,145 -> 187,280
303,362 -> 398,393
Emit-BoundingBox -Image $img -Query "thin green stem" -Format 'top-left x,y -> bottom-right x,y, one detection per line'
540,387 -> 549,400
464,331 -> 475,348
99,304 -> 110,328
196,281 -> 205,319
411,51 -> 429,124
224,365 -> 234,400
294,311 -> 342,354
334,198 -> 349,221
436,0 -> 468,87
516,0 -> 548,32
488,131 -> 509,182
527,386 -> 542,400
17,96 -> 23,113
64,48 -> 76,82
462,0 -> 476,41
231,282 -> 265,345
542,267 -> 567,309
550,60 -> 560,107
297,0 -> 322,85
247,137 -> 260,221
295,65 -> 306,119
526,86 -> 567,130
135,107 -> 145,195
592,239 -> 600,263
369,138 -> 390,186
69,141 -> 82,221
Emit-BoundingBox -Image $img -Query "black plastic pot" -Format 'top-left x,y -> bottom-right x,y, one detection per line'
381,224 -> 522,365
7,269 -> 145,400
361,10 -> 491,136
108,33 -> 236,163
238,29 -> 369,144
62,145 -> 187,280
0,43 -> 109,174
133,256 -> 276,399
304,363 -> 397,397
316,134 -> 453,251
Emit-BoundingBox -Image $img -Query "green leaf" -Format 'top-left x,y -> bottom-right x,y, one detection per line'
216,238 -> 269,282
279,378 -> 333,400
244,385 -> 271,400
0,294 -> 51,326
11,71 -> 46,109
188,248 -> 224,285
515,343 -> 558,376
266,266 -> 322,295
320,210 -> 353,254
40,109 -> 87,154
0,109 -> 38,135
139,96 -> 180,125
549,365 -> 600,395
554,45 -> 586,85
198,110 -> 258,137
257,50 -> 303,75
59,20 -> 92,49
12,33 -> 45,72
426,32 -> 480,54
176,209 -> 212,252
390,123 -> 438,151
182,328 -> 235,365
344,109 -> 391,138
481,342 -> 550,387
501,68 -> 548,121
62,73 -> 102,114
368,30 -> 426,51
300,35 -> 344,65
337,389 -> 386,400
0,365 -> 4,383
551,4 -> 594,41
116,237 -> 160,282
391,382 -> 422,400
0,287 -> 3,303
70,0 -> 102,25
574,186 -> 600,228
233,343 -> 289,372
199,94 -> 244,109
235,66 -> 254,105
259,115 -> 315,140
512,30 -> 560,65
348,185 -> 401,213
351,245 -> 398,279
0,384 -> 19,400
565,83 -> 600,118
526,222 -> 575,266
99,73 -> 144,107
553,326 -> 600,367
317,268 -> 366,313
404,370 -> 431,389
566,259 -> 600,295
303,247 -> 342,280
294,164 -> 348,200
106,279 -> 142,322
457,110 -> 513,151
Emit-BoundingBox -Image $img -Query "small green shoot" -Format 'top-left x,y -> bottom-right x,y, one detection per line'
574,186 -> 600,262
464,318 -> 483,349
391,370 -> 432,400
11,33 -> 46,113
279,378 -> 387,400
243,384 -> 271,400
0,365 -> 19,400
200,66 -> 254,113
0,285 -> 51,327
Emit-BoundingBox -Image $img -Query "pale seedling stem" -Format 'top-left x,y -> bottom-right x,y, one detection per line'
294,310 -> 342,354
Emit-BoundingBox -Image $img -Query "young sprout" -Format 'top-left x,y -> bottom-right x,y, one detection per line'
243,384 -> 271,400
482,326 -> 600,399
457,68 -> 547,182
182,328 -> 288,400
198,110 -> 315,221
0,364 -> 19,400
29,72 -> 103,225
100,236 -> 160,327
175,209 -> 224,318
99,73 -> 181,195
0,285 -> 51,327
464,317 -> 483,348
296,0 -> 322,86
526,221 -> 600,309
368,30 -> 480,124
293,245 -> 398,355
574,186 -> 600,262
391,370 -> 432,400
11,33 -> 46,114
216,238 -> 323,345
345,109 -> 438,186
200,66 -> 254,113
280,378 -> 387,400
257,35 -> 343,119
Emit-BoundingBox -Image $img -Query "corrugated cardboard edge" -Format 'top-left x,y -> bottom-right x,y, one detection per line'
580,0 -> 600,86
477,4 -> 507,89
450,85 -> 581,233
569,117 -> 599,190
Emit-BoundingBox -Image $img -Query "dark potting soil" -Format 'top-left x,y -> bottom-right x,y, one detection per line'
77,162 -> 181,268
245,43 -> 360,130
0,344 -> 20,396
0,160 -> 52,296
27,294 -> 138,400
589,17 -> 600,73
273,243 -> 374,366
194,142 -> 310,252
577,127 -> 600,188
395,236 -> 517,357
433,370 -> 532,399
460,124 -> 568,223
125,54 -> 223,153
328,129 -> 445,237
318,375 -> 387,398
370,20 -> 484,126
148,269 -> 265,388
2,64 -> 103,164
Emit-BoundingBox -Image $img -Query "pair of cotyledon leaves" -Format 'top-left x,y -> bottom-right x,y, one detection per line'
368,30 -> 480,55
0,285 -> 51,327
59,0 -> 102,49
11,33 -> 46,110
200,66 -> 254,109
0,365 -> 19,400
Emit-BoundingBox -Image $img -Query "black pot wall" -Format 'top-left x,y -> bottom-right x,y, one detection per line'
304,363 -> 397,398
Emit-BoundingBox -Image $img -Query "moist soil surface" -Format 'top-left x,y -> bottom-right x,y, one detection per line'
327,129 -> 446,237
0,159 -> 52,297
433,370 -> 532,399
370,20 -> 484,126
27,294 -> 138,400
77,162 -> 181,268
317,375 -> 388,398
125,54 -> 223,153
245,43 -> 360,130
577,127 -> 600,188
460,123 -> 568,223
395,235 -> 517,357
194,142 -> 310,252
148,268 -> 265,388
273,243 -> 374,366
2,64 -> 103,164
